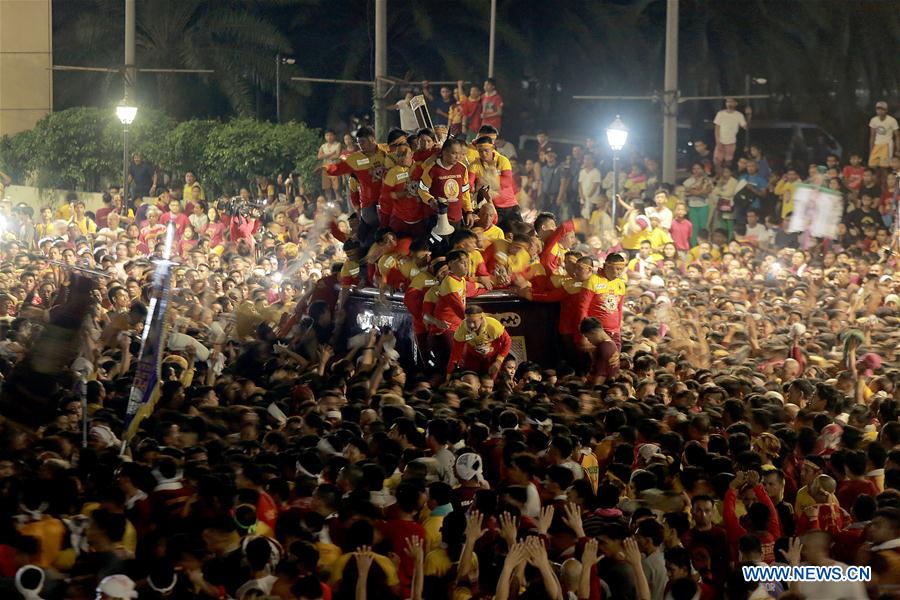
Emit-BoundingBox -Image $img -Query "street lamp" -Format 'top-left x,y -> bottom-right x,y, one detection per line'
276,54 -> 296,123
116,100 -> 137,204
606,115 -> 628,225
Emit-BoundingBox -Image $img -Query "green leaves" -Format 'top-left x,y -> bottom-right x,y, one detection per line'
201,118 -> 320,196
0,108 -> 321,197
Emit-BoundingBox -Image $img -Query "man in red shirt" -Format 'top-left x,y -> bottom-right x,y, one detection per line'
380,143 -> 428,238
480,78 -> 503,132
521,255 -> 599,369
380,482 -> 426,599
587,253 -> 627,349
415,138 -> 475,228
456,80 -> 482,139
447,305 -> 511,378
160,199 -> 190,236
426,250 -> 486,372
468,136 -> 519,227
669,202 -> 693,255
537,214 -> 575,276
326,126 -> 393,245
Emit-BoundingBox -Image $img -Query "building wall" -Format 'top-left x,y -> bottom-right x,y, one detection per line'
0,0 -> 53,137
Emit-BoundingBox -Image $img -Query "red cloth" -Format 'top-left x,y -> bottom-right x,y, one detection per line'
330,221 -> 348,243
326,150 -> 391,209
205,221 -> 227,247
723,485 -> 781,563
222,214 -> 261,248
539,220 -> 574,275
95,206 -> 112,230
431,274 -> 485,332
796,502 -> 849,537
531,281 -> 595,337
404,288 -> 427,335
160,211 -> 190,236
460,96 -> 482,133
670,217 -> 693,251
480,92 -> 503,131
256,490 -> 278,532
836,478 -> 879,512
380,519 -> 426,598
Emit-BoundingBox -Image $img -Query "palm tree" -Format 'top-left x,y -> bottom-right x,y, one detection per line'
287,0 -> 528,127
52,0 -> 298,118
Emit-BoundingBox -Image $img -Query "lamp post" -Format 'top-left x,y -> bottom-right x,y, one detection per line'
116,100 -> 137,204
276,54 -> 296,123
606,115 -> 628,225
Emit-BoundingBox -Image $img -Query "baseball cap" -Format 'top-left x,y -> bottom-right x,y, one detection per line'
97,574 -> 138,599
876,100 -> 888,109
455,453 -> 484,482
885,294 -> 899,306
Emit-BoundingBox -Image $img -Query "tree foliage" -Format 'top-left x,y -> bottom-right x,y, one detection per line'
0,108 -> 320,195
201,118 -> 320,196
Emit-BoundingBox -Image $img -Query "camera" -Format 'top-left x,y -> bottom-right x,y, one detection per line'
217,196 -> 268,219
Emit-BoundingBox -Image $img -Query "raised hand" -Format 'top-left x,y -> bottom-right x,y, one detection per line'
525,535 -> 550,567
621,537 -> 643,568
404,535 -> 424,563
355,545 -> 374,575
499,511 -> 519,547
465,510 -> 487,543
582,537 -> 600,566
504,540 -> 529,568
537,505 -> 554,535
779,537 -> 803,566
562,502 -> 585,538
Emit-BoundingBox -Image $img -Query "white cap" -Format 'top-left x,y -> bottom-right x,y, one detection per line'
96,574 -> 138,599
455,452 -> 483,482
885,294 -> 899,306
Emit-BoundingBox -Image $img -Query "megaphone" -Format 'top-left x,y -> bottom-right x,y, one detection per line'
431,199 -> 455,239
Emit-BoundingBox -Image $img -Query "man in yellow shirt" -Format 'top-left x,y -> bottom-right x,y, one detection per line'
56,191 -> 78,221
69,201 -> 97,236
775,167 -> 799,219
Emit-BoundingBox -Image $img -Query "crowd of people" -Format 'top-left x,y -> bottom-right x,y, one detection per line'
0,90 -> 897,600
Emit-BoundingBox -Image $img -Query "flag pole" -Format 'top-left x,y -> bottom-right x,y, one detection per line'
120,223 -> 177,455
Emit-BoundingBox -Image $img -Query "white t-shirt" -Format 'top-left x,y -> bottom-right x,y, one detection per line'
869,115 -> 899,146
645,205 -> 673,230
578,167 -> 603,218
714,110 -> 747,145
319,141 -> 341,165
743,222 -> 768,245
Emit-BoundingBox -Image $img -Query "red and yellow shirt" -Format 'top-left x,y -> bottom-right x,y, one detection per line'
415,157 -> 472,223
449,316 -> 512,373
468,152 -> 517,209
381,165 -> 427,224
587,275 -> 626,333
327,150 -> 394,208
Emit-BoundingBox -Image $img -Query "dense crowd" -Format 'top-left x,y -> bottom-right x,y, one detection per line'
0,90 -> 897,600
